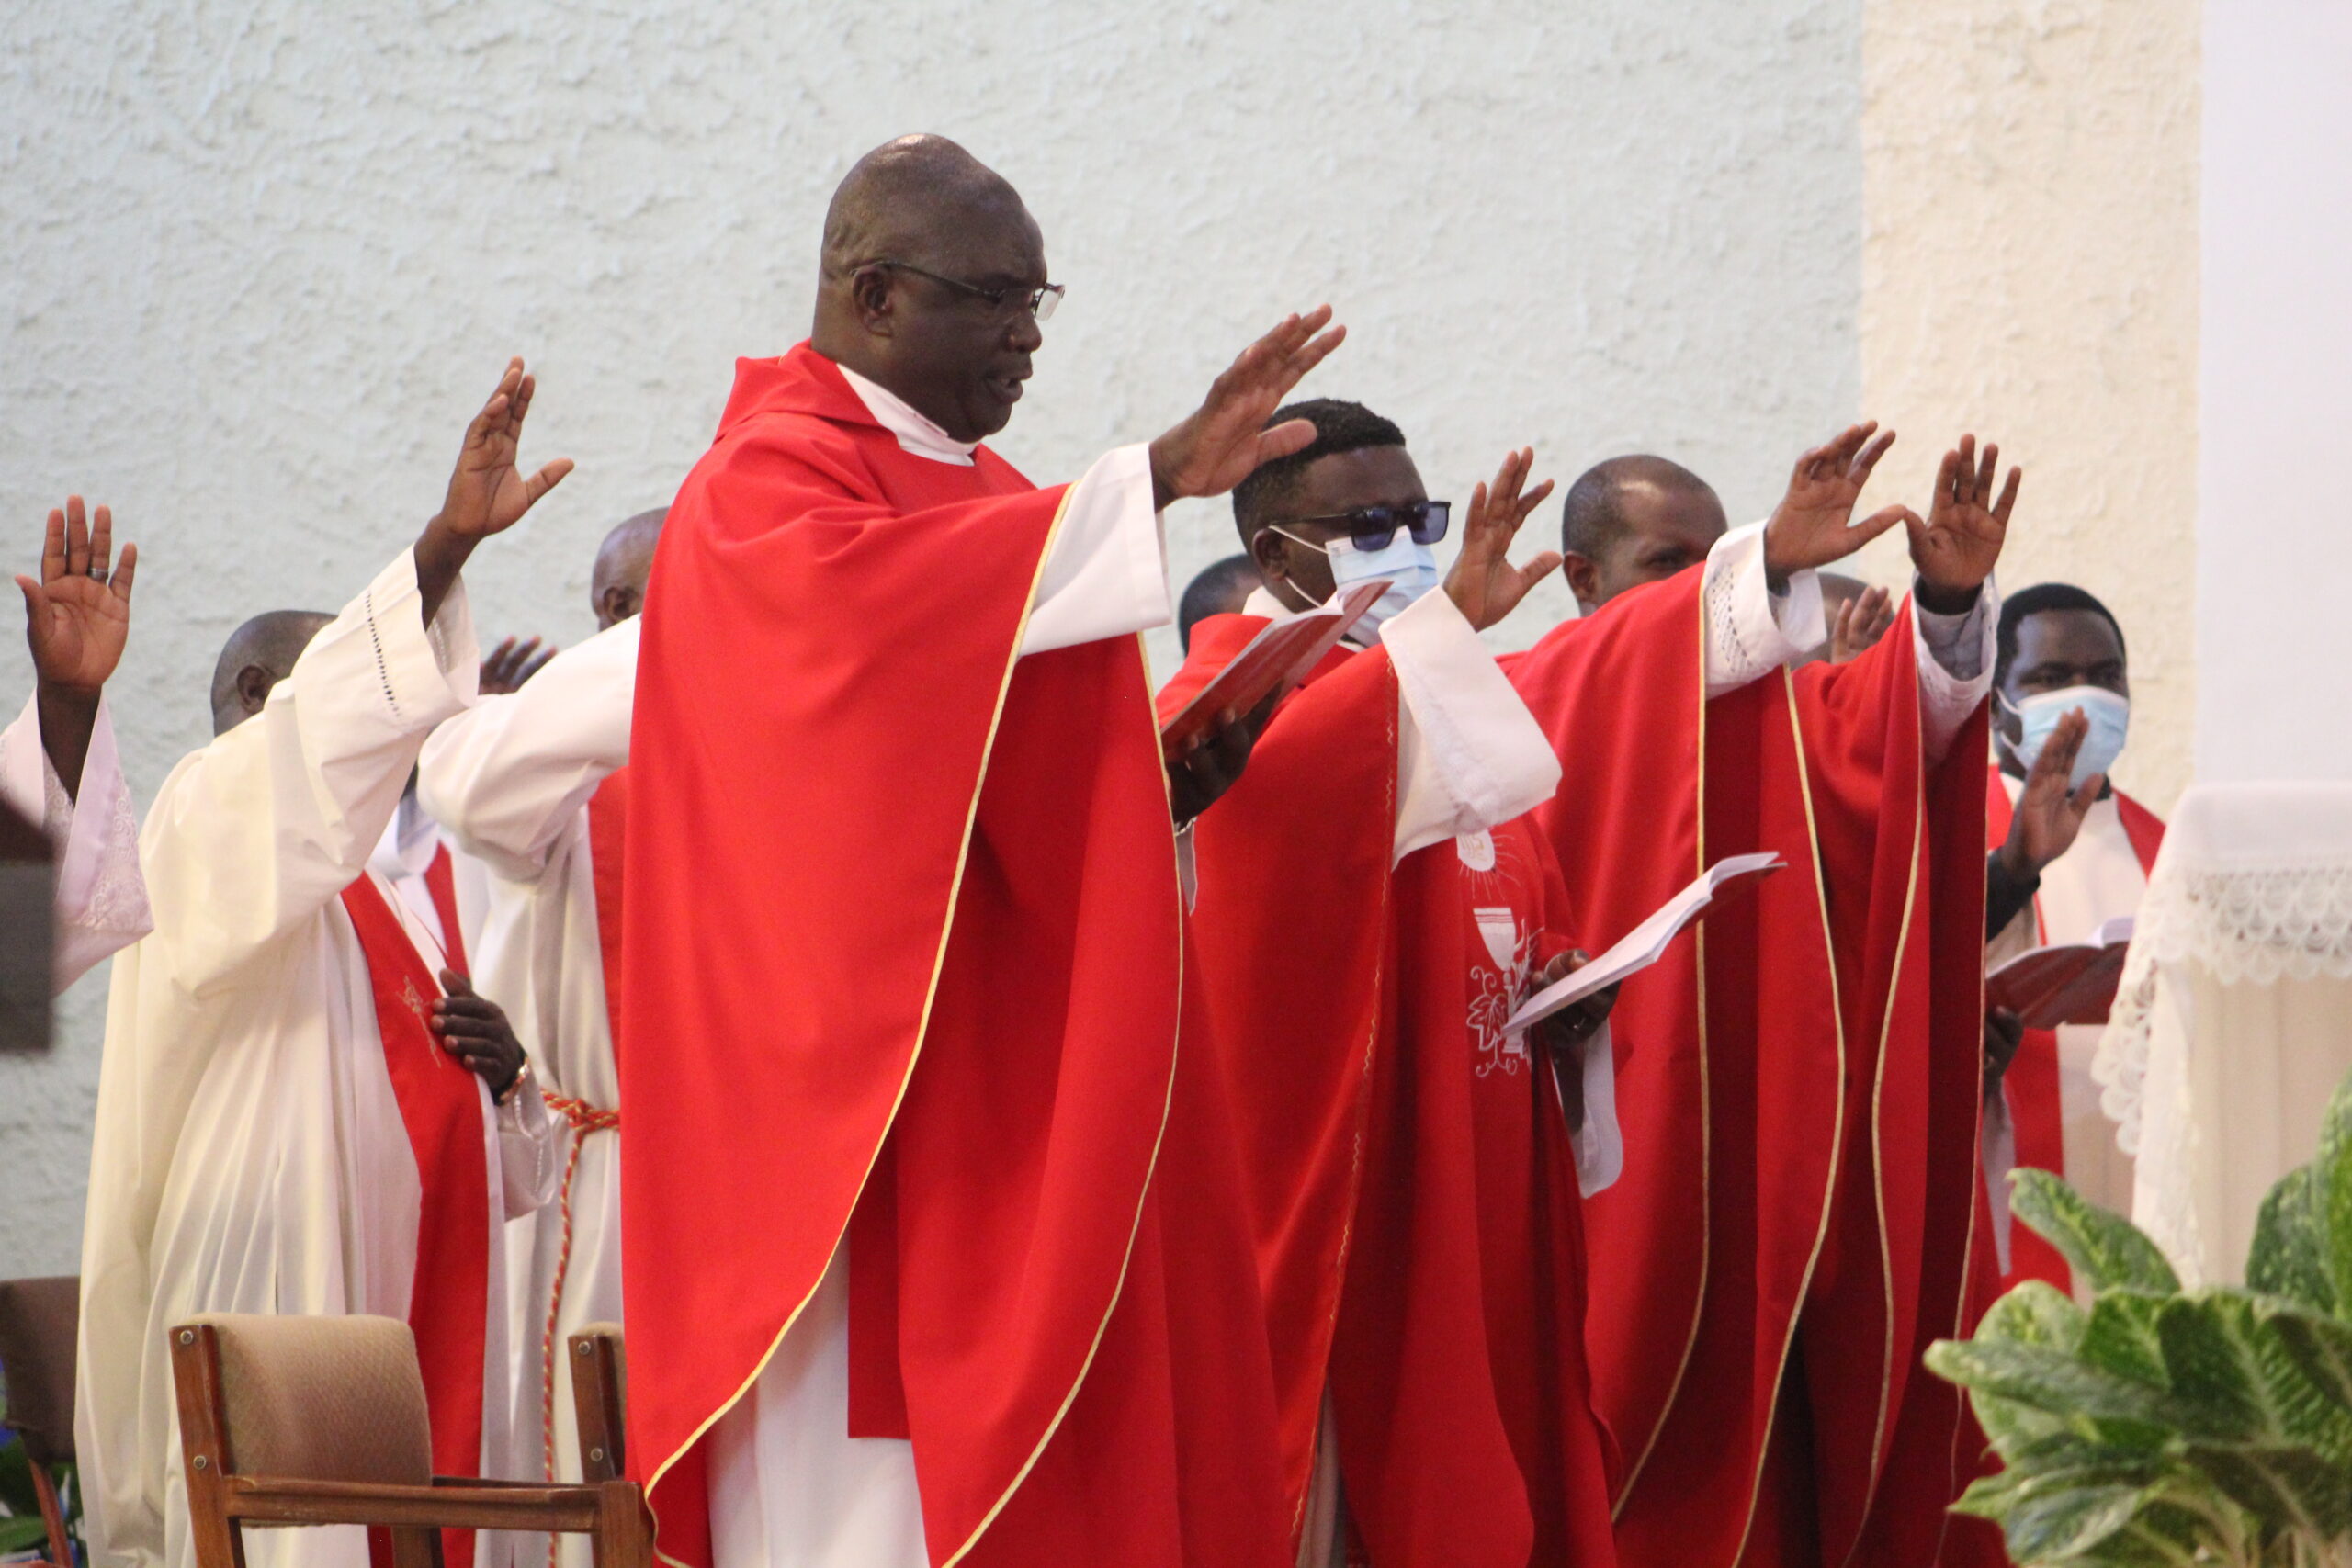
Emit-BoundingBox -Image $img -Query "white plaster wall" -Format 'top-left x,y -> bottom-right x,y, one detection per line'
0,0 -> 1863,1273
2196,1 -> 2352,784
1853,0 -> 2200,811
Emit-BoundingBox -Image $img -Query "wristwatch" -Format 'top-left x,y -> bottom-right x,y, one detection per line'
494,1057 -> 535,1108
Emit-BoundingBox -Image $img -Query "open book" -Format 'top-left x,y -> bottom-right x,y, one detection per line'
1505,852 -> 1787,1032
1985,915 -> 2135,1030
1158,578 -> 1391,760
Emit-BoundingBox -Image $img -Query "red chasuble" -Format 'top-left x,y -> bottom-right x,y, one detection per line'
1508,574 -> 1995,1568
340,863 -> 488,1568
619,345 -> 1287,1568
1170,616 -> 1618,1568
1982,767 -> 2165,1294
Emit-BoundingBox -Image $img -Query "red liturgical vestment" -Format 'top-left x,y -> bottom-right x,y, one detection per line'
619,345 -> 1287,1568
1509,572 -> 1996,1568
1170,617 -> 1619,1568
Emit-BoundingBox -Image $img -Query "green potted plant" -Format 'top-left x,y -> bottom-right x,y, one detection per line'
1928,1066 -> 2352,1566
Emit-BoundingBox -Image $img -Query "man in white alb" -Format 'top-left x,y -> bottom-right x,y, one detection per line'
77,360 -> 569,1568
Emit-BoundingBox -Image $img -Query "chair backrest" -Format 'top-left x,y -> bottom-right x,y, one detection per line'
567,1324 -> 627,1483
0,1276 -> 78,1467
175,1314 -> 432,1485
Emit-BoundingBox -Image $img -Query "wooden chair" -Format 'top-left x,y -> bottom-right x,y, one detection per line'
564,1325 -> 627,1485
0,1276 -> 79,1568
169,1314 -> 650,1568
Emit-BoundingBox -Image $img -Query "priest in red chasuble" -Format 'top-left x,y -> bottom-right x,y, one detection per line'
1510,434 -> 2018,1568
1160,400 -> 1628,1568
619,134 -> 1345,1568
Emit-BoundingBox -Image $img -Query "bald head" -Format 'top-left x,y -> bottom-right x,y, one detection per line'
211,610 -> 333,735
810,134 -> 1048,446
1559,455 -> 1727,614
593,509 -> 666,630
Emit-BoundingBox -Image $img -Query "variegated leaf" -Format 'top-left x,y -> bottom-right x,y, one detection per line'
2011,1168 -> 2181,1296
1927,1339 -> 2191,1429
2078,1292 -> 2171,1387
2155,1292 -> 2352,1458
2247,1164 -> 2335,1315
2318,1069 -> 2352,1317
2177,1440 -> 2352,1541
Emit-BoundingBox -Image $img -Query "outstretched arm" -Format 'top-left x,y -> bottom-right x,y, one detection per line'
420,618 -> 639,880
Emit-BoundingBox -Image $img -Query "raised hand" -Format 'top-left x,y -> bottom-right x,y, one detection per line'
1829,584 -> 1894,663
416,357 -> 572,626
18,496 -> 136,696
1443,447 -> 1561,632
434,357 -> 575,543
1996,706 -> 2100,882
1761,423 -> 1917,583
18,497 -> 138,797
1907,434 -> 2018,610
1148,308 -> 1348,510
434,970 -> 528,1101
479,634 -> 556,694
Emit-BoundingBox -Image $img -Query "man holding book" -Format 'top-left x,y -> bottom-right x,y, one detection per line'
1980,582 -> 2165,1292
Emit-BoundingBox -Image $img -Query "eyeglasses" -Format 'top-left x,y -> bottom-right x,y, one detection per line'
872,259 -> 1064,321
1269,501 -> 1452,554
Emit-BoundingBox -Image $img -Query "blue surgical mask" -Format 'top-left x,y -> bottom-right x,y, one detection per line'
2004,685 -> 2129,790
1277,527 -> 1441,642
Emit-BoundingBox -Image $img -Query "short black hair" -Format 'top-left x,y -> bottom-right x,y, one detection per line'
1995,581 -> 2127,688
1177,553 -> 1262,651
1231,399 -> 1408,544
1559,454 -> 1716,561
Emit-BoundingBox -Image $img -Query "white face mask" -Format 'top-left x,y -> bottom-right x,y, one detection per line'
1275,527 -> 1442,642
2004,684 -> 2130,790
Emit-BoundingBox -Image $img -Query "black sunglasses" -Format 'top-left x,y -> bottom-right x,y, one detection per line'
872,259 -> 1064,321
1272,501 -> 1452,553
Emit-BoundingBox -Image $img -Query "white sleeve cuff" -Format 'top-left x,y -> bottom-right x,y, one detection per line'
351,548 -> 481,729
1385,589 -> 1562,863
1564,1021 -> 1623,1199
1018,445 -> 1171,655
1702,522 -> 1826,695
1911,574 -> 1997,765
1,694 -> 153,990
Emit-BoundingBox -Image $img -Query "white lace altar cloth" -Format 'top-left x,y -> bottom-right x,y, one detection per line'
2094,781 -> 2352,1283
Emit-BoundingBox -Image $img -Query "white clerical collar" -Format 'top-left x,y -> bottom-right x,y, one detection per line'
836,363 -> 978,468
1241,584 -> 1374,649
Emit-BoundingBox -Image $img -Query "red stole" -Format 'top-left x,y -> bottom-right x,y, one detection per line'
1509,575 -> 1994,1568
620,345 -> 1287,1568
1982,767 -> 2165,1293
1172,620 -> 1617,1568
340,861 -> 488,1568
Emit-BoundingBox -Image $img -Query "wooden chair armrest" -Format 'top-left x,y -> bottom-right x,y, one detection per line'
224,1476 -> 606,1532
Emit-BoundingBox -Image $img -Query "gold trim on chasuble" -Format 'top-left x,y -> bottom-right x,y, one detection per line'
1609,600 -> 1715,1520
1836,698 -> 1927,1568
1290,671 -> 1402,1541
1724,670 -> 1853,1568
644,481 -> 1181,1568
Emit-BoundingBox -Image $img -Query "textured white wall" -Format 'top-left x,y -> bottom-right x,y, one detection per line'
2196,1 -> 2352,784
1851,0 -> 2201,813
0,0 -> 1863,1273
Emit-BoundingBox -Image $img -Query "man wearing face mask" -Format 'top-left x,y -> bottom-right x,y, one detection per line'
1162,400 -> 1624,1568
1980,582 -> 2164,1292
